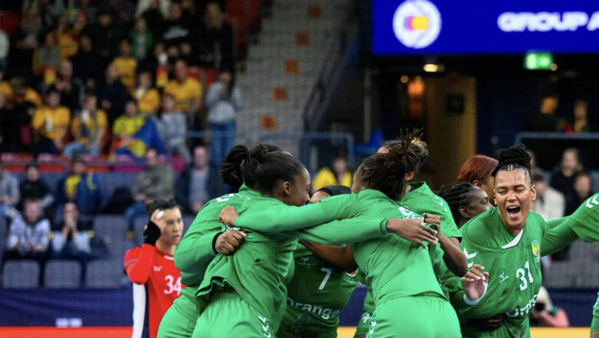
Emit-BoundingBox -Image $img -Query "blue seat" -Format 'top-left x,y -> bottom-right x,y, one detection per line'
2,260 -> 40,288
354,129 -> 385,157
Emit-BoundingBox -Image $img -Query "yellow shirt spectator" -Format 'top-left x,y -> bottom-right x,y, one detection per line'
71,109 -> 108,144
112,115 -> 145,136
65,174 -> 82,196
164,78 -> 202,113
113,57 -> 138,88
0,81 -> 13,101
23,88 -> 43,107
312,167 -> 353,191
31,105 -> 71,142
58,33 -> 79,60
137,88 -> 161,116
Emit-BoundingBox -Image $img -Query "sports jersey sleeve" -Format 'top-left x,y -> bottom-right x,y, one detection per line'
235,194 -> 357,232
174,202 -> 222,274
290,216 -> 389,245
124,244 -> 155,284
174,228 -> 220,273
592,292 -> 599,333
540,219 -> 578,256
568,193 -> 599,242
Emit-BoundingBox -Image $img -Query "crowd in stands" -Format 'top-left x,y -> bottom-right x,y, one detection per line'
0,0 -> 243,165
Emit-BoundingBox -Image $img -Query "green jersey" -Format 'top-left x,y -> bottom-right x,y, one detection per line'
401,182 -> 462,239
400,181 -> 462,295
445,208 -> 547,338
592,292 -> 599,333
195,189 -> 392,332
278,246 -> 361,338
352,201 -> 445,307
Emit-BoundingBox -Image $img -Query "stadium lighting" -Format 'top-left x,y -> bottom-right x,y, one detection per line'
423,64 -> 439,72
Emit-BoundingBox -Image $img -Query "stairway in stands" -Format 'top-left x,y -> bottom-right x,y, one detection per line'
236,0 -> 352,153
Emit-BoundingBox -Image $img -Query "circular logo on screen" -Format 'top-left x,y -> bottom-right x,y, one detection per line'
392,0 -> 442,49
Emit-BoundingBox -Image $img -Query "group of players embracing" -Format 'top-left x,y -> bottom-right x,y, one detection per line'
130,130 -> 599,338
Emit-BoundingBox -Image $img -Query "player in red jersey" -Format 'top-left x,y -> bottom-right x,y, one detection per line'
124,200 -> 184,338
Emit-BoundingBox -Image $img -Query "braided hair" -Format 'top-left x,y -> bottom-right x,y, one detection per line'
220,144 -> 306,194
381,129 -> 429,176
358,132 -> 420,200
437,182 -> 478,226
491,144 -> 532,183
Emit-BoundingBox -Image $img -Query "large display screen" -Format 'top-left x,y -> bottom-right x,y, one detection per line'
372,0 -> 599,55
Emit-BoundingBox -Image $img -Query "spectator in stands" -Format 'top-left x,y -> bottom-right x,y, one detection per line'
206,67 -> 242,166
130,17 -> 154,62
524,95 -> 562,131
125,148 -> 175,234
137,0 -> 169,33
0,29 -> 8,69
55,15 -> 78,60
527,149 -> 538,171
51,202 -> 92,260
195,1 -> 234,69
19,163 -> 54,218
160,2 -> 192,48
551,148 -> 583,206
124,199 -> 184,338
135,71 -> 161,117
531,169 -> 565,221
54,59 -> 85,111
114,117 -> 166,160
164,59 -> 202,116
98,0 -> 135,24
9,8 -> 41,79
56,156 -> 102,220
176,145 -> 226,214
31,86 -> 70,154
111,99 -> 152,154
63,94 -> 108,157
95,62 -> 128,124
530,286 -> 570,327
30,0 -> 64,30
157,94 -> 190,163
572,100 -> 591,133
84,10 -> 122,65
113,40 -> 138,90
0,94 -> 14,152
71,34 -> 102,90
4,198 -> 50,285
312,155 -> 352,192
0,160 -> 20,218
34,32 -> 62,77
0,68 -> 12,101
565,171 -> 594,215
136,0 -> 172,19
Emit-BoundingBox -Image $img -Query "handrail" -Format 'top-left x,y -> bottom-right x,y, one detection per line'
514,132 -> 599,144
303,4 -> 357,131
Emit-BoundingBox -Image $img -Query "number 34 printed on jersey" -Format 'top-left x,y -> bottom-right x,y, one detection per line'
164,275 -> 182,295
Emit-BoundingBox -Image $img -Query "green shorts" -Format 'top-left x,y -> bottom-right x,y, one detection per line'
276,306 -> 337,338
353,311 -> 372,337
192,291 -> 275,338
157,289 -> 198,338
366,293 -> 460,338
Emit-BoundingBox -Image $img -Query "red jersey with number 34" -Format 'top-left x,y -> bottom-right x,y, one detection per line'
124,244 -> 185,338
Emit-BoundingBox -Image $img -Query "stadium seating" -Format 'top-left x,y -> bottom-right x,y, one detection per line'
85,260 -> 124,289
44,260 -> 82,288
2,260 -> 40,289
